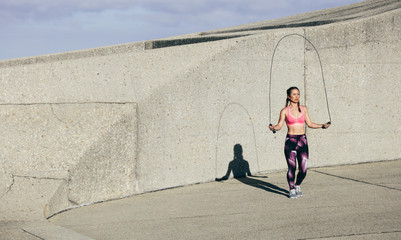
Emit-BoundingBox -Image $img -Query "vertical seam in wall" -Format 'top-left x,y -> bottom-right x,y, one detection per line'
163,102 -> 166,170
303,28 -> 308,135
135,103 -> 140,192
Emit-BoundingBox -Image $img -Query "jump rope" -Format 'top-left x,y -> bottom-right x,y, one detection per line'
268,33 -> 332,133
215,34 -> 332,178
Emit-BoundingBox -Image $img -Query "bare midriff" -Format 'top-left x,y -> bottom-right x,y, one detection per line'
287,123 -> 305,135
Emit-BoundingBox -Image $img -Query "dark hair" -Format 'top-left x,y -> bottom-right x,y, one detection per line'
286,86 -> 301,112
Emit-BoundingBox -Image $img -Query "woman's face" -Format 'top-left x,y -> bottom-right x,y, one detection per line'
288,89 -> 300,103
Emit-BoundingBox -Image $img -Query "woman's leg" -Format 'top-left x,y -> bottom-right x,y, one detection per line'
284,135 -> 298,190
295,135 -> 309,186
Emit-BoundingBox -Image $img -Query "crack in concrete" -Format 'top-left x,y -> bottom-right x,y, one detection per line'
0,174 -> 65,200
50,104 -> 69,127
68,198 -> 79,206
311,170 -> 401,192
21,229 -> 46,240
12,174 -> 66,181
0,101 -> 136,106
298,230 -> 401,240
0,175 -> 15,200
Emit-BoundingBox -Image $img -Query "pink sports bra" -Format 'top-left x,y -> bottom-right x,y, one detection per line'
286,106 -> 305,126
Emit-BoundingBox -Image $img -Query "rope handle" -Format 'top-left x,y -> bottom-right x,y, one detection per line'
322,121 -> 331,129
269,124 -> 276,134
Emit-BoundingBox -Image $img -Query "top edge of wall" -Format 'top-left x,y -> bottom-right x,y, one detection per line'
199,0 -> 401,36
0,41 -> 145,67
1,0 -> 400,67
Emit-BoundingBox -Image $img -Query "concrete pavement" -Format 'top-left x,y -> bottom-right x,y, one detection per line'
2,159 -> 400,240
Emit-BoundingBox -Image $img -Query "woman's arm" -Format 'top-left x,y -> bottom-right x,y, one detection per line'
269,108 -> 286,132
304,106 -> 331,129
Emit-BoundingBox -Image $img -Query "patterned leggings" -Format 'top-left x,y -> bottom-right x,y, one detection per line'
284,134 -> 309,190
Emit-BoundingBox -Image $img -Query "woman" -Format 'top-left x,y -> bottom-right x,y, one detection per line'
269,87 -> 330,199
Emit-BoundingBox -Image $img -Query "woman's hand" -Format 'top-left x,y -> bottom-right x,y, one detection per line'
269,124 -> 276,132
322,122 -> 331,129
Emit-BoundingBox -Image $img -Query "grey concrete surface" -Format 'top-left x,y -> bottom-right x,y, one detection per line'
22,225 -> 95,240
24,159 -> 398,240
0,220 -> 95,240
1,0 -> 401,224
0,103 -> 138,220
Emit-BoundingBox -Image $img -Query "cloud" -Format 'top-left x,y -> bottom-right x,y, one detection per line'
0,0 -> 127,24
0,0 -> 363,60
0,0 -> 358,24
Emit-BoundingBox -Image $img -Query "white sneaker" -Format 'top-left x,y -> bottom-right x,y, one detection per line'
295,186 -> 302,197
289,189 -> 297,199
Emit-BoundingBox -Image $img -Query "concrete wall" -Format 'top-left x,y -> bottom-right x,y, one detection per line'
0,103 -> 137,219
1,4 -> 400,219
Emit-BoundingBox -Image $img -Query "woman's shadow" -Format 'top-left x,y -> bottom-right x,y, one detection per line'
216,144 -> 288,197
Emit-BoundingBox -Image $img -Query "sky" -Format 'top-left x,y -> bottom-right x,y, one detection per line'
1,0 -> 363,61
